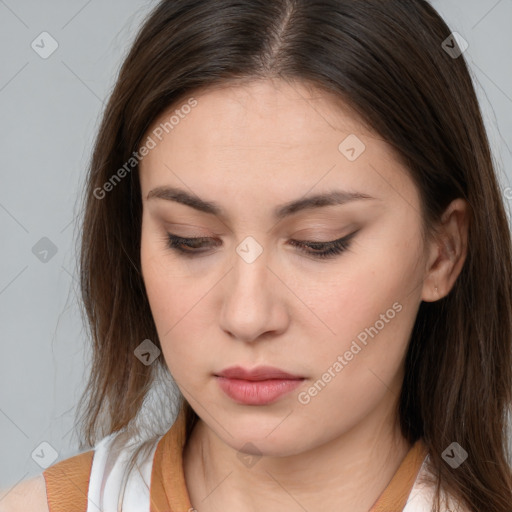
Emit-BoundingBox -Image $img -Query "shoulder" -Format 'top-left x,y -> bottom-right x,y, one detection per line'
0,449 -> 95,512
0,474 -> 49,512
0,431 -> 162,512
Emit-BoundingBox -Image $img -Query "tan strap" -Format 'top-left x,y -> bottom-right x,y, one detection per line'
150,405 -> 192,512
43,450 -> 95,512
369,439 -> 429,511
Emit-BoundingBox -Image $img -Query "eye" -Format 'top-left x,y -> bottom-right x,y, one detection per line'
165,234 -> 219,255
288,231 -> 358,260
165,231 -> 358,260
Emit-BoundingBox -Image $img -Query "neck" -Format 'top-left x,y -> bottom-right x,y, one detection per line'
183,400 -> 412,512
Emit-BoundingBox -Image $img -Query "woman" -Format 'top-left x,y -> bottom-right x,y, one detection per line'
4,1 -> 511,511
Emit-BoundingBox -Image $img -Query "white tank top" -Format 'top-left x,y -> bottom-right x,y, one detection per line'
83,432 -> 465,512
85,431 -> 163,512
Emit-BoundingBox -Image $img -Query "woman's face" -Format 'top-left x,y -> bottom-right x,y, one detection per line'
139,78 -> 431,456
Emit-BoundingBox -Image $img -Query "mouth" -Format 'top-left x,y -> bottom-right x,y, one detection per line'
214,365 -> 306,405
215,364 -> 304,381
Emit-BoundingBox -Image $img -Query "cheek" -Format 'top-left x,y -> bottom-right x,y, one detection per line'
140,227 -> 205,373
308,240 -> 419,333
305,231 -> 423,380
143,267 -> 207,378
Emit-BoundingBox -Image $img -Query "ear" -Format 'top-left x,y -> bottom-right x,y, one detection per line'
421,198 -> 470,302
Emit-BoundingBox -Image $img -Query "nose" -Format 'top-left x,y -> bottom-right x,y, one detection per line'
219,244 -> 289,343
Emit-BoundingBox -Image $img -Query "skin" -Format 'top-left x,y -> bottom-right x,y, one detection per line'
139,78 -> 468,512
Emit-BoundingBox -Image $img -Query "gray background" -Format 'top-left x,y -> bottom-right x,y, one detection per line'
0,0 -> 511,491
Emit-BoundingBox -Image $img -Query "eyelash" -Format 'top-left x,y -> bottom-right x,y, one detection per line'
165,231 -> 357,260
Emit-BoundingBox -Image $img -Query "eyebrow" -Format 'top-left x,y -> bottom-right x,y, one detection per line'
146,186 -> 376,221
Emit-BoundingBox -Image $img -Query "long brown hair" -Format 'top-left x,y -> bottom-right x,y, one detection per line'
75,1 -> 512,510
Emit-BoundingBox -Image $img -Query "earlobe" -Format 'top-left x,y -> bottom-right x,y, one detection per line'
421,198 -> 469,302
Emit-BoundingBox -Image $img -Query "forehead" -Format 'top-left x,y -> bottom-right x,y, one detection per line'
144,78 -> 371,153
138,79 -> 418,218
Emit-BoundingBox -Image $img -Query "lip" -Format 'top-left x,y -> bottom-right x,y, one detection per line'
215,365 -> 304,381
214,365 -> 305,405
216,377 -> 304,405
